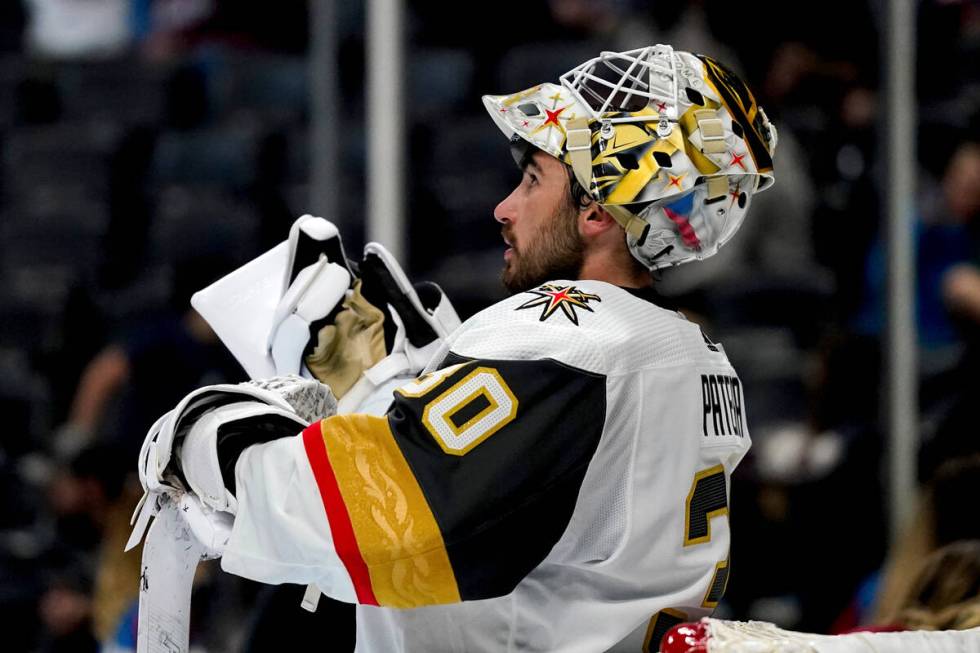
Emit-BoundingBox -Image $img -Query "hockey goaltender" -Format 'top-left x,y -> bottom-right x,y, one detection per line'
131,44 -> 778,652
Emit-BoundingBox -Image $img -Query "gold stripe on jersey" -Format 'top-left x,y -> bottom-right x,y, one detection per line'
643,608 -> 688,653
701,558 -> 730,608
684,464 -> 729,546
319,414 -> 461,607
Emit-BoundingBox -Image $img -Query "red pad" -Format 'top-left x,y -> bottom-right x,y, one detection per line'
661,621 -> 709,653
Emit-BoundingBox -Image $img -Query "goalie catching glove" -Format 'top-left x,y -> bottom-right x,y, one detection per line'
264,216 -> 461,408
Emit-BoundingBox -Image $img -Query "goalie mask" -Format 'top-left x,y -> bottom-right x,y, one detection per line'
483,44 -> 778,270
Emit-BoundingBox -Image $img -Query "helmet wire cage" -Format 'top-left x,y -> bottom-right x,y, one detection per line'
559,45 -> 680,131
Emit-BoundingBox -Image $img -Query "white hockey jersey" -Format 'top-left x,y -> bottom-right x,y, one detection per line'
221,279 -> 751,652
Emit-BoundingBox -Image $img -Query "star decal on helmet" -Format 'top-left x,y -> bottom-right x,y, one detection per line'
667,172 -> 687,189
532,105 -> 571,137
543,106 -> 566,126
728,179 -> 744,208
515,284 -> 602,325
729,151 -> 747,171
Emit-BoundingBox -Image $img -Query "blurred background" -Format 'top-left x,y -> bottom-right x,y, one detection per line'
0,0 -> 979,651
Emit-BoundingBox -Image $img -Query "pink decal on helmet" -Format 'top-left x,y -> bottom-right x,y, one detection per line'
663,206 -> 702,250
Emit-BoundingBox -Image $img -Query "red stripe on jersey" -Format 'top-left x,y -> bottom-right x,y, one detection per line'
301,421 -> 378,606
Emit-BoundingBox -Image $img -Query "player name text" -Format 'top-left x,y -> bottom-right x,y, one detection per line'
701,374 -> 744,437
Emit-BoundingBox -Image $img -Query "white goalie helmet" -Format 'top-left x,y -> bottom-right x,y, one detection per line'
483,44 -> 778,270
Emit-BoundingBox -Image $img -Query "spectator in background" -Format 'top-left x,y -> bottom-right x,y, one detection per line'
891,540 -> 980,631
945,262 -> 980,344
131,0 -> 214,59
931,141 -> 980,450
853,141 -> 978,354
38,561 -> 99,653
880,182 -> 980,630
942,142 -> 980,332
838,539 -> 980,634
872,455 -> 980,626
53,255 -> 243,461
43,444 -> 137,647
134,0 -> 308,59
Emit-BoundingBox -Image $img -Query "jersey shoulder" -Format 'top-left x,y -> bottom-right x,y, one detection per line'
446,280 -> 725,375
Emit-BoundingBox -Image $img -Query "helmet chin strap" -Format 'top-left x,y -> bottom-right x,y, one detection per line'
567,117 -> 650,245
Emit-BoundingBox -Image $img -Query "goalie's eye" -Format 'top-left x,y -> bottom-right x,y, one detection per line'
517,103 -> 539,117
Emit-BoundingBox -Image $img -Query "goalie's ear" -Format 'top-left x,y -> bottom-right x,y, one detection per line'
579,203 -> 619,235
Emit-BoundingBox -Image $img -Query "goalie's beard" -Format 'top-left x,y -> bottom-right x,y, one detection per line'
501,200 -> 584,294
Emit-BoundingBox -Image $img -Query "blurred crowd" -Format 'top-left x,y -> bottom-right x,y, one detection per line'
0,0 -> 979,650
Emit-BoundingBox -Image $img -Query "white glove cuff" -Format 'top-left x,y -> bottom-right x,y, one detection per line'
179,401 -> 306,514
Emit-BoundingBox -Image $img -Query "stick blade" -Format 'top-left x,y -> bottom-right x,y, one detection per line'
137,496 -> 205,653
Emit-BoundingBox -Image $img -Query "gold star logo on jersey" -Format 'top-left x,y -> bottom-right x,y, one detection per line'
515,284 -> 601,325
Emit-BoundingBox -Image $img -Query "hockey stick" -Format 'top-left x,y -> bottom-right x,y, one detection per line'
136,491 -> 230,653
136,492 -> 203,653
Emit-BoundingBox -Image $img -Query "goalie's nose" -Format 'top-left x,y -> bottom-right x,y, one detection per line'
494,184 -> 521,227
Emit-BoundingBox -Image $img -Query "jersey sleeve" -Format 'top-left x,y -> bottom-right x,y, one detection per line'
223,354 -> 606,609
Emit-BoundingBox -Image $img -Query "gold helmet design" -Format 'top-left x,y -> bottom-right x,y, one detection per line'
483,44 -> 778,270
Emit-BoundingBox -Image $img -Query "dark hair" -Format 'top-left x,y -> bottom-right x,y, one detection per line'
565,165 -> 593,210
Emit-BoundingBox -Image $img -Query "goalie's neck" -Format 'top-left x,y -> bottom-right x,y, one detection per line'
576,269 -> 651,290
577,247 -> 650,290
